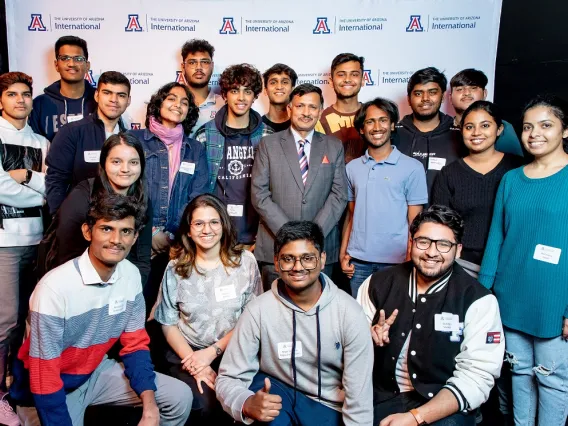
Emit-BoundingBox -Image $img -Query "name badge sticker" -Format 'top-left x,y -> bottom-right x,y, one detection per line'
84,150 -> 101,163
278,341 -> 303,360
179,162 -> 195,174
67,114 -> 83,123
214,284 -> 237,303
108,297 -> 127,316
533,244 -> 561,265
227,204 -> 244,217
428,157 -> 446,170
434,312 -> 459,333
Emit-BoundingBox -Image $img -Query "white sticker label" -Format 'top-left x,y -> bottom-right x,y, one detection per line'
108,297 -> 127,316
67,114 -> 83,123
434,312 -> 460,332
428,157 -> 447,170
179,162 -> 195,174
214,284 -> 237,302
533,244 -> 561,265
278,341 -> 303,360
84,150 -> 101,163
227,204 -> 244,217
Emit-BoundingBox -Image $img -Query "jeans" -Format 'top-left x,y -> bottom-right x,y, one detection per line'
349,259 -> 395,298
504,327 -> 568,426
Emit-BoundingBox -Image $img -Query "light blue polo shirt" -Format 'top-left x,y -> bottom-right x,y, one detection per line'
346,146 -> 428,263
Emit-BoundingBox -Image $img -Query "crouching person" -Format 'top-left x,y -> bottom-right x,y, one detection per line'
10,193 -> 192,426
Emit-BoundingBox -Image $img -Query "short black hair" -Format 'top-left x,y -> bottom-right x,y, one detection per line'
354,97 -> 399,133
407,67 -> 447,96
274,221 -> 324,256
461,100 -> 503,128
181,39 -> 215,61
331,53 -> 364,75
450,68 -> 488,90
55,35 -> 88,60
86,193 -> 144,232
263,63 -> 298,87
289,83 -> 324,106
219,64 -> 263,98
97,71 -> 131,95
146,82 -> 199,135
409,205 -> 464,244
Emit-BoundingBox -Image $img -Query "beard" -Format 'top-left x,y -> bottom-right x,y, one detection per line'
413,109 -> 440,122
415,258 -> 453,282
186,79 -> 209,89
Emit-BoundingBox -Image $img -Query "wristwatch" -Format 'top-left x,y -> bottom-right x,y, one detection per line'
24,169 -> 32,185
410,409 -> 428,425
212,343 -> 223,357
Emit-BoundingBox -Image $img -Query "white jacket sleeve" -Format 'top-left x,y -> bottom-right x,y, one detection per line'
356,276 -> 376,325
444,294 -> 505,411
0,162 -> 45,207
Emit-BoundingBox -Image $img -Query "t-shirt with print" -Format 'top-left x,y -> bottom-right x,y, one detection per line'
315,105 -> 365,164
262,115 -> 291,133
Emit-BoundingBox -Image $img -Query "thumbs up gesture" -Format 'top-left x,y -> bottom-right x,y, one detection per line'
242,377 -> 283,422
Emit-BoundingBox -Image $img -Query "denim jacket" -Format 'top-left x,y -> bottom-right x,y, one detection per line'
130,129 -> 209,233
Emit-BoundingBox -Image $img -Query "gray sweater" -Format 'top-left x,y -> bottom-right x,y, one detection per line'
216,274 -> 374,425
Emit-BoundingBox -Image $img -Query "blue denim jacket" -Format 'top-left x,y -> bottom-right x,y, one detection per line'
130,129 -> 209,233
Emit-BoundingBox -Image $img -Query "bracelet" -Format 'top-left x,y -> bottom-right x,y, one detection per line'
152,227 -> 161,237
410,408 -> 428,425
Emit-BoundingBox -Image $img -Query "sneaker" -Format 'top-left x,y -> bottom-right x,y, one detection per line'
0,393 -> 20,426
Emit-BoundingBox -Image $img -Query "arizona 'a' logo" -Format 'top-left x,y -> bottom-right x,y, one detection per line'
131,123 -> 141,130
175,71 -> 185,84
85,70 -> 96,87
125,14 -> 143,32
313,17 -> 331,34
219,18 -> 237,34
406,15 -> 424,32
28,14 -> 47,31
363,70 -> 375,86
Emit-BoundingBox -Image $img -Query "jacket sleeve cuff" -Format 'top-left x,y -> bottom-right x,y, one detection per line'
25,171 -> 46,194
236,390 -> 255,425
121,350 -> 157,395
443,383 -> 469,412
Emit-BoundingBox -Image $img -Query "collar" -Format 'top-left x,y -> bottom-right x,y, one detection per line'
363,145 -> 401,165
290,127 -> 315,144
408,266 -> 452,304
201,89 -> 218,107
77,248 -> 120,286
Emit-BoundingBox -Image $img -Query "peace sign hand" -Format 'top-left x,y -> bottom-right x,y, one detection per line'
371,309 -> 399,347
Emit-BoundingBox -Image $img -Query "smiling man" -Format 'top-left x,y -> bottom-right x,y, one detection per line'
45,71 -> 131,214
262,63 -> 298,133
195,63 -> 271,248
216,221 -> 373,426
340,98 -> 427,297
357,205 -> 504,426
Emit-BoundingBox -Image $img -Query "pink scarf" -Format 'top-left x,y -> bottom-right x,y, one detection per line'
149,116 -> 184,196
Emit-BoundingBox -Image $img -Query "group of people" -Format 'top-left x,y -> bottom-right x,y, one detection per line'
0,34 -> 566,426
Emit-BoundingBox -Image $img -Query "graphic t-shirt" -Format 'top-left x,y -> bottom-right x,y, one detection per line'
315,105 -> 365,163
262,115 -> 291,133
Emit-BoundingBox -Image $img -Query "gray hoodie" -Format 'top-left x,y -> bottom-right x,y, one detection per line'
216,274 -> 373,425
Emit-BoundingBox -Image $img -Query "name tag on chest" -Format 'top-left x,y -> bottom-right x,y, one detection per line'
179,162 -> 195,174
278,341 -> 303,359
428,157 -> 446,170
214,284 -> 237,302
84,150 -> 101,163
533,244 -> 561,265
227,204 -> 244,217
434,312 -> 459,332
67,114 -> 83,123
108,297 -> 127,315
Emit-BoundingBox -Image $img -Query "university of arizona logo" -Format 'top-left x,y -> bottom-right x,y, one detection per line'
131,123 -> 141,130
28,14 -> 47,31
363,70 -> 375,86
219,17 -> 237,34
125,14 -> 143,32
210,111 -> 217,119
175,71 -> 185,84
313,17 -> 331,34
406,15 -> 424,32
85,70 -> 96,87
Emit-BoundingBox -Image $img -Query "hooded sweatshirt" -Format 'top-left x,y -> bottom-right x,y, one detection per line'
29,80 -> 97,142
0,117 -> 48,246
393,112 -> 465,194
216,273 -> 374,426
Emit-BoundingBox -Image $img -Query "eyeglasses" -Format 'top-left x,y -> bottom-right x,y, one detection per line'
190,219 -> 222,232
183,59 -> 212,68
57,55 -> 87,63
278,254 -> 319,272
412,237 -> 457,254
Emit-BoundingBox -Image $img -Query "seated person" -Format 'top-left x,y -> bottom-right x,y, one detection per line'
154,194 -> 261,424
10,194 -> 191,426
216,221 -> 373,426
357,205 -> 504,426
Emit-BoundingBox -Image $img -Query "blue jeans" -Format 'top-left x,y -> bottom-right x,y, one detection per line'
349,259 -> 394,298
504,327 -> 568,425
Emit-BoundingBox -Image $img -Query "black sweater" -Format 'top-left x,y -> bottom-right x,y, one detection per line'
431,154 -> 524,264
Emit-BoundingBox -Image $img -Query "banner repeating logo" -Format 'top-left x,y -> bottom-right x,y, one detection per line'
85,70 -> 96,87
219,17 -> 237,34
313,17 -> 331,34
125,14 -> 143,32
175,71 -> 185,84
131,123 -> 141,130
363,70 -> 375,86
28,14 -> 47,31
406,15 -> 424,32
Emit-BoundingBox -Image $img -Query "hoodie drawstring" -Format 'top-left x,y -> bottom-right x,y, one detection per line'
316,305 -> 322,400
291,310 -> 298,408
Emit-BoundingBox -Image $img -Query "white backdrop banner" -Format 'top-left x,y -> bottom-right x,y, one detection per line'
7,0 -> 503,128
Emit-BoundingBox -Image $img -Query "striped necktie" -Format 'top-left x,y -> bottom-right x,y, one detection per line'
298,139 -> 309,185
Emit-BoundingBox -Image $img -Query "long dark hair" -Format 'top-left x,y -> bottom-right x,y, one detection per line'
92,132 -> 147,207
171,194 -> 242,278
145,82 -> 199,135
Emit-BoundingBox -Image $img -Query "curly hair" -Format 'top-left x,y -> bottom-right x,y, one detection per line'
145,82 -> 199,135
181,39 -> 215,61
218,64 -> 263,98
410,205 -> 465,244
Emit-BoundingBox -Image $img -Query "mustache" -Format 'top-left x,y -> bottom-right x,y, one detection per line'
103,244 -> 125,251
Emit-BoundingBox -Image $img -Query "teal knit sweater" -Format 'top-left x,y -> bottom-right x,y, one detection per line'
479,165 -> 568,338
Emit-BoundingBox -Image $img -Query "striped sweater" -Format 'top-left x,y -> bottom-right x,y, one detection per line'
15,249 -> 155,426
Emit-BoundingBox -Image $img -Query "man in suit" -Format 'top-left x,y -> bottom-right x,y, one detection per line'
252,83 -> 348,290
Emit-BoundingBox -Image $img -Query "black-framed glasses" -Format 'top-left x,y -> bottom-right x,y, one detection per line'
183,59 -> 212,68
190,219 -> 222,232
278,254 -> 319,272
57,55 -> 87,63
412,237 -> 457,253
